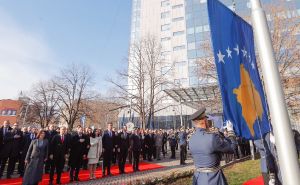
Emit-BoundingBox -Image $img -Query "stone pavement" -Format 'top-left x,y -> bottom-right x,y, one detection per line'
72,151 -> 195,185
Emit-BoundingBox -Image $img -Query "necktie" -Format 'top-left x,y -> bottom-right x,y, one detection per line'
109,131 -> 111,137
61,135 -> 64,143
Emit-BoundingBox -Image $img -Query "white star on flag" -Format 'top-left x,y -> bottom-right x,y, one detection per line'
251,62 -> 255,69
217,50 -> 225,63
226,47 -> 232,58
241,47 -> 247,57
233,44 -> 239,55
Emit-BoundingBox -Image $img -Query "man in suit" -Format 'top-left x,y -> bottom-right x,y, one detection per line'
69,125 -> 89,182
7,123 -> 23,178
45,124 -> 57,174
102,123 -> 116,176
130,128 -> 141,172
144,130 -> 152,161
49,126 -> 70,185
18,126 -> 34,177
117,126 -> 129,174
0,120 -> 13,178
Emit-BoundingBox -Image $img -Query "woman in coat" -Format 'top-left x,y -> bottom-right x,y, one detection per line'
87,129 -> 102,180
22,130 -> 48,185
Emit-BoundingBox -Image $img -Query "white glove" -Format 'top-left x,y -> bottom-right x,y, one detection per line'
268,173 -> 276,185
226,120 -> 234,132
269,178 -> 275,185
270,133 -> 275,145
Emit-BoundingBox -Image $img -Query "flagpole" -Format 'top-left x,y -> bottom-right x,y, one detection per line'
250,0 -> 300,185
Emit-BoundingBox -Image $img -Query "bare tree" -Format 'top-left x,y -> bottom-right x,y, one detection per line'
108,36 -> 172,129
26,81 -> 59,128
53,64 -> 95,129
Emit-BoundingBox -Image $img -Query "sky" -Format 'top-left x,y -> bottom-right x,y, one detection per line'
0,0 -> 132,99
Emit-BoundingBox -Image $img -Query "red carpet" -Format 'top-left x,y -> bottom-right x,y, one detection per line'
0,162 -> 164,185
243,175 -> 264,185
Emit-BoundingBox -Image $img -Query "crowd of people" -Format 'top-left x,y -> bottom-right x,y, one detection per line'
0,119 -> 256,185
0,120 -> 195,185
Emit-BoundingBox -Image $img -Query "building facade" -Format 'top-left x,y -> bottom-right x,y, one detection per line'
0,99 -> 23,124
126,0 -> 300,129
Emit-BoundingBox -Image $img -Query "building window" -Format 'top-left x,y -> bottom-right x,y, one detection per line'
172,17 -> 184,22
174,78 -> 188,87
187,28 -> 194,34
174,61 -> 186,76
189,77 -> 199,86
203,24 -> 210,32
161,24 -> 170,31
172,4 -> 183,9
161,11 -> 170,19
195,26 -> 203,33
188,42 -> 196,50
173,45 -> 185,51
173,31 -> 185,36
161,37 -> 171,42
12,110 -> 16,115
187,50 -> 197,59
161,66 -> 171,75
161,0 -> 170,7
1,110 -> 5,115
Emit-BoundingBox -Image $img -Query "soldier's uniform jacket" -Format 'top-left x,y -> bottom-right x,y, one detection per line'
189,128 -> 236,185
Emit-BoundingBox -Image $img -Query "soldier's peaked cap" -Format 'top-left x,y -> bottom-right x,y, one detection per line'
190,107 -> 208,121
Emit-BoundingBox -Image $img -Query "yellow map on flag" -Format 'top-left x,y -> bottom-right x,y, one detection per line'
233,64 -> 263,136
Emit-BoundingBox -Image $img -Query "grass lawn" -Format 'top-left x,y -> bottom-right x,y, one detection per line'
167,159 -> 261,185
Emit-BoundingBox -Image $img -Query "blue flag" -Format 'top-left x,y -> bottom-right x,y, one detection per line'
207,0 -> 270,139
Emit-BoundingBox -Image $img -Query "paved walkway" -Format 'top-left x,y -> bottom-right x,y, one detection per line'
72,151 -> 195,185
72,151 -> 250,185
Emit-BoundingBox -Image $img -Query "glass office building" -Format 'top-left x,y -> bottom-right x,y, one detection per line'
124,0 -> 300,129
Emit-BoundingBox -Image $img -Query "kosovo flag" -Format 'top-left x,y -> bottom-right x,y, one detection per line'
207,0 -> 270,139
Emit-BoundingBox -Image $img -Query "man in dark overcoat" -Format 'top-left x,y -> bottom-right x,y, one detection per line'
45,124 -> 57,174
49,126 -> 70,185
117,126 -> 129,174
69,125 -> 89,182
130,128 -> 141,172
0,120 -> 15,178
102,123 -> 116,176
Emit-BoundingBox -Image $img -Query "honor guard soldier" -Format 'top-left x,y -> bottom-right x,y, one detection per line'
189,108 -> 236,185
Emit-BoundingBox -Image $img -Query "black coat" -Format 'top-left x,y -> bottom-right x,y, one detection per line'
102,130 -> 116,151
49,134 -> 70,160
130,134 -> 141,152
69,133 -> 89,167
46,130 -> 57,143
20,133 -> 34,160
0,127 -> 21,158
117,131 -> 129,151
144,134 -> 151,147
10,129 -> 23,157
